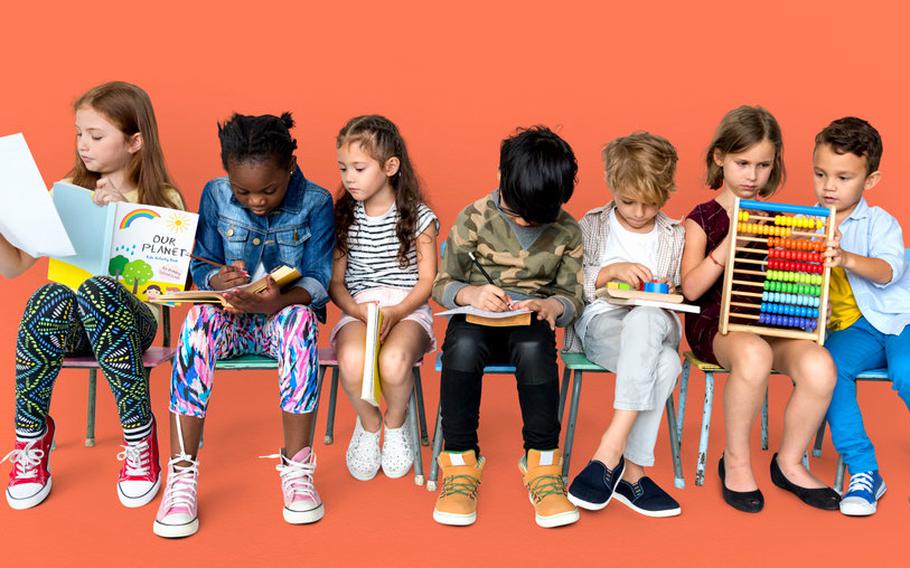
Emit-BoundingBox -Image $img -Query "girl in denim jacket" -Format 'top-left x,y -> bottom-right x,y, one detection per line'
154,113 -> 334,538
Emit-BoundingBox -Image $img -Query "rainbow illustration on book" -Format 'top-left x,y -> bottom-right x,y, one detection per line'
119,208 -> 161,229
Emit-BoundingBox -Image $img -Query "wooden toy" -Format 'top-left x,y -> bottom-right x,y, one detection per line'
596,282 -> 701,314
719,198 -> 835,344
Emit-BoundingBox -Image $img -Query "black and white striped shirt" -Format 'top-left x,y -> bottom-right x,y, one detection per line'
344,201 -> 438,295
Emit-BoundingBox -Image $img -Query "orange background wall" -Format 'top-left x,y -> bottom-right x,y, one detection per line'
1,1 -> 908,566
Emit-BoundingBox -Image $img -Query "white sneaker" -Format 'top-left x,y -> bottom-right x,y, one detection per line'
380,419 -> 413,479
346,417 -> 381,481
153,455 -> 199,538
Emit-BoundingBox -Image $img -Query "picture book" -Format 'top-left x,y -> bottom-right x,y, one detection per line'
151,265 -> 301,307
360,302 -> 383,407
46,182 -> 198,301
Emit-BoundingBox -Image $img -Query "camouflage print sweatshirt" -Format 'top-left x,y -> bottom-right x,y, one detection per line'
432,192 -> 584,327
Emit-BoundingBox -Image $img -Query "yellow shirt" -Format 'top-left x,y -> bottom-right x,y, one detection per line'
828,267 -> 863,331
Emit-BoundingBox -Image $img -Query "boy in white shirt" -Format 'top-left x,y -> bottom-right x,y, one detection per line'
566,132 -> 685,517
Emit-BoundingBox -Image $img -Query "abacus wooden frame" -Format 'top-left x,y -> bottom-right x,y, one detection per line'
719,197 -> 836,344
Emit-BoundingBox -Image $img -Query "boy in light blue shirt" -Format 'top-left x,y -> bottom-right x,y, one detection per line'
814,117 -> 910,516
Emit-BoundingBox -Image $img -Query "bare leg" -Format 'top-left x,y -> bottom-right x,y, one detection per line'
169,412 -> 204,464
714,331 -> 774,492
335,321 -> 382,432
283,411 -> 314,457
591,409 -> 639,469
769,338 -> 836,488
378,321 -> 429,428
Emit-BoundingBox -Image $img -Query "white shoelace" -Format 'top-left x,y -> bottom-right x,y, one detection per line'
260,452 -> 318,501
161,454 -> 199,513
847,472 -> 875,495
117,440 -> 151,477
1,441 -> 44,480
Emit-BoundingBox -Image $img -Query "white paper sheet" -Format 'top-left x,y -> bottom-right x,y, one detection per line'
0,133 -> 75,258
436,306 -> 532,318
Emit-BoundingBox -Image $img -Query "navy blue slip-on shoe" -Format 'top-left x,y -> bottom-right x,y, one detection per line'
614,476 -> 681,518
567,457 -> 624,511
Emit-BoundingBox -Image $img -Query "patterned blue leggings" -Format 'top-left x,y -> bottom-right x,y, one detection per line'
15,276 -> 157,433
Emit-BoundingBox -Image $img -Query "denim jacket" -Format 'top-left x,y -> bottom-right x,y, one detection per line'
190,167 -> 335,322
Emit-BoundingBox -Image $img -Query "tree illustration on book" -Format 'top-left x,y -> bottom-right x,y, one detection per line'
121,259 -> 154,290
108,254 -> 129,277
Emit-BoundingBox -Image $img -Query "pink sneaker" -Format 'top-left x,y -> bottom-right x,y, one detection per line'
117,418 -> 162,508
3,416 -> 56,510
261,447 -> 324,524
153,455 -> 199,538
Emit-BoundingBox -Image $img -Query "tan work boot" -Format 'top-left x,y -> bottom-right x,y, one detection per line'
433,450 -> 484,526
519,449 -> 579,528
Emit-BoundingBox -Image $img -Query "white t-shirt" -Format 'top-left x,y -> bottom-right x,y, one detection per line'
574,209 -> 660,340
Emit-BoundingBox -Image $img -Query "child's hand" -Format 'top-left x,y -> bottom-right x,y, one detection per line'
349,302 -> 370,323
92,177 -> 127,205
458,284 -> 511,312
609,262 -> 653,289
223,276 -> 281,315
379,305 -> 403,342
511,298 -> 563,331
824,228 -> 848,269
210,261 -> 250,290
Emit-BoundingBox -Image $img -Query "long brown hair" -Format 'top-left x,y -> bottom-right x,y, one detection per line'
335,115 -> 426,267
69,82 -> 183,209
705,105 -> 785,197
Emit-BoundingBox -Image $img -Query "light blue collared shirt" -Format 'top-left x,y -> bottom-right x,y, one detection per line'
834,196 -> 910,335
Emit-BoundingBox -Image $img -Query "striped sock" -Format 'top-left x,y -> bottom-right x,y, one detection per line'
124,418 -> 153,444
16,425 -> 46,443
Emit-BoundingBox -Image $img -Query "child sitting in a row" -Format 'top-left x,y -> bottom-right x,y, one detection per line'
565,132 -> 684,517
813,117 -> 910,516
432,126 -> 583,528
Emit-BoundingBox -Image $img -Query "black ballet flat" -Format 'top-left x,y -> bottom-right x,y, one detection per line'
770,453 -> 840,511
718,456 -> 764,513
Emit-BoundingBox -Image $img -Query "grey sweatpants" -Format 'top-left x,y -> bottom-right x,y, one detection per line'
582,306 -> 681,467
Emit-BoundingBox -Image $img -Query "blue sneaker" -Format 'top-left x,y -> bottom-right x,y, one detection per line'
614,477 -> 681,518
840,471 -> 886,516
567,457 -> 624,511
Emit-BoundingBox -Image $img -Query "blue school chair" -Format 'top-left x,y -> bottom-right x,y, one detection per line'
213,349 -> 428,486
559,352 -> 686,488
62,307 -> 175,447
676,351 -> 776,486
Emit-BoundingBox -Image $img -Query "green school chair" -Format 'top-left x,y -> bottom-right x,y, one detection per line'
62,307 -> 175,447
559,352 -> 686,488
213,349 -> 428,486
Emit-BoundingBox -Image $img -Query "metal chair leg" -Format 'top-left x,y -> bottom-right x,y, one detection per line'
665,395 -> 685,489
835,454 -> 846,495
761,388 -> 769,451
695,371 -> 715,486
813,420 -> 827,458
408,389 -> 424,486
676,359 -> 691,446
86,369 -> 98,447
427,398 -> 444,492
324,367 -> 339,445
413,368 -> 429,446
561,370 -> 583,483
558,366 -> 571,426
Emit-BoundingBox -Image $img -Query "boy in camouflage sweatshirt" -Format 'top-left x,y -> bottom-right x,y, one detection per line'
431,126 -> 583,529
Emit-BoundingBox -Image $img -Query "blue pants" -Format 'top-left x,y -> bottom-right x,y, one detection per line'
825,316 -> 910,474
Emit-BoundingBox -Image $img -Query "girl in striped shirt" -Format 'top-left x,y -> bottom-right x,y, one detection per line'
330,115 -> 438,481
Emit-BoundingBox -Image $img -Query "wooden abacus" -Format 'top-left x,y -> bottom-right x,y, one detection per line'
719,198 -> 836,344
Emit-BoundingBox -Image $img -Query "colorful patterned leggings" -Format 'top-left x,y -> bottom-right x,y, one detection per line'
170,304 -> 319,418
15,277 -> 157,433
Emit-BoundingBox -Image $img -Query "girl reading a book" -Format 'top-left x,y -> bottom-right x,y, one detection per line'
330,115 -> 438,481
155,113 -> 334,538
0,81 -> 184,511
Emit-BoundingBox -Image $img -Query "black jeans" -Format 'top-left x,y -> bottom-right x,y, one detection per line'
440,315 -> 560,455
